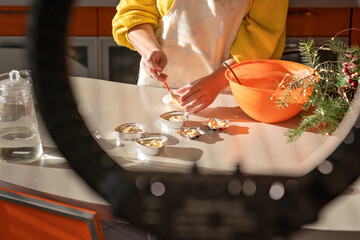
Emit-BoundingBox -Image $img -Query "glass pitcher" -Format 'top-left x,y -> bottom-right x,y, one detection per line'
0,70 -> 43,163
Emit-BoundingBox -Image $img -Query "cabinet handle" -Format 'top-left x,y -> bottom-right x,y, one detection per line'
283,47 -> 332,55
0,42 -> 26,48
0,11 -> 30,15
288,10 -> 312,16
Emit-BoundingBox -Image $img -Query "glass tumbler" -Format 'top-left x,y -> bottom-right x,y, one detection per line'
0,70 -> 43,163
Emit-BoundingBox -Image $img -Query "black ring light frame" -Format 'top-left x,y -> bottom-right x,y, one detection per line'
28,0 -> 360,239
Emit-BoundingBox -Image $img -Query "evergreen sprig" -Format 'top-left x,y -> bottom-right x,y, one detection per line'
299,39 -> 320,68
286,97 -> 350,142
277,37 -> 360,142
328,38 -> 348,54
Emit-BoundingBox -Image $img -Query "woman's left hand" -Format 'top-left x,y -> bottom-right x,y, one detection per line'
175,75 -> 223,113
175,58 -> 236,113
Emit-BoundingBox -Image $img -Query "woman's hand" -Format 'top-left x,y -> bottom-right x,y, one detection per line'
140,49 -> 168,82
128,23 -> 167,82
175,58 -> 236,113
177,73 -> 229,113
175,76 -> 220,113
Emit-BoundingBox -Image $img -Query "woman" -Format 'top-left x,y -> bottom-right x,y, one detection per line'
113,0 -> 289,113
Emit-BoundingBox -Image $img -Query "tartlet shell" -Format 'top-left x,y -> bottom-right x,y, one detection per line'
115,123 -> 147,140
177,127 -> 205,140
160,111 -> 189,129
136,135 -> 168,155
202,118 -> 229,131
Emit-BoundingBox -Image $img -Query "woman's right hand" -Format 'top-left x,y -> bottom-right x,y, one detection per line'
128,23 -> 168,82
141,49 -> 168,82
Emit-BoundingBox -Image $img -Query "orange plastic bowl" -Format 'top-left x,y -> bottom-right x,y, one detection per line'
225,59 -> 315,123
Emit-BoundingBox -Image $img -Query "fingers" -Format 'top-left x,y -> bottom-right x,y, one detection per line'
183,95 -> 210,113
158,55 -> 168,71
141,58 -> 168,82
175,84 -> 193,95
145,50 -> 167,69
147,59 -> 162,71
178,87 -> 214,113
175,79 -> 216,113
153,68 -> 168,82
141,49 -> 168,82
180,87 -> 201,106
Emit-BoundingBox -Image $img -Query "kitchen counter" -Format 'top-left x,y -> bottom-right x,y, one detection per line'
2,0 -> 360,7
0,76 -> 360,233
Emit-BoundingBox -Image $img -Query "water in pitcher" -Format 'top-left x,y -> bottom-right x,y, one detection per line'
0,126 -> 43,162
0,70 -> 43,163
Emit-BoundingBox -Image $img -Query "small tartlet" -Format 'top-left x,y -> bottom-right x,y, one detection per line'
177,127 -> 204,140
202,118 -> 229,131
160,111 -> 189,129
115,123 -> 147,140
136,135 -> 168,155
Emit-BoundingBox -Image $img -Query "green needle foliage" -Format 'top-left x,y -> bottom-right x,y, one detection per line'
299,38 -> 320,68
277,38 -> 360,142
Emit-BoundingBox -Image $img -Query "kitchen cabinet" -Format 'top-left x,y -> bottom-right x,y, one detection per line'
99,37 -> 140,84
286,8 -> 351,37
352,8 -> 360,45
98,7 -> 115,36
98,7 -> 140,83
0,7 -> 99,78
0,6 -> 98,36
283,7 -> 354,63
0,6 -> 29,35
0,6 -> 137,83
0,36 -> 98,78
0,36 -> 29,71
68,7 -> 98,36
1,5 -> 360,81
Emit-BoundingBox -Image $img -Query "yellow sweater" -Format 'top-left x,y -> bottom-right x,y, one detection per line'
112,0 -> 289,63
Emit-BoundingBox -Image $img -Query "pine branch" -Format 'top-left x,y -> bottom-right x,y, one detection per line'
299,38 -> 319,68
328,38 -> 348,56
274,37 -> 358,142
275,73 -> 318,110
286,97 -> 349,142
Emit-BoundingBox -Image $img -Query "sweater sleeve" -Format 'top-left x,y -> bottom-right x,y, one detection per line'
230,0 -> 289,62
112,0 -> 161,50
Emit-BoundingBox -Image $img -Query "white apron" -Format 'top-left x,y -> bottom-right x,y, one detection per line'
137,0 -> 250,90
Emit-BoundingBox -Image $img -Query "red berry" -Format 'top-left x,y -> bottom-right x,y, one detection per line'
348,78 -> 353,84
346,52 -> 353,59
349,63 -> 355,71
342,62 -> 348,67
343,67 -> 350,75
351,81 -> 358,87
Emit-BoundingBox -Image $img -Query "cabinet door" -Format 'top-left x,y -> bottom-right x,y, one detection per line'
68,37 -> 98,79
351,8 -> 360,45
0,37 -> 29,73
286,8 -> 351,37
0,36 -> 98,79
0,7 -> 29,36
0,6 -> 97,36
68,7 -> 98,36
99,37 -> 140,84
98,7 -> 116,36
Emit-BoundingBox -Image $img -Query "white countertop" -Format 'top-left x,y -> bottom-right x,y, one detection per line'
0,76 -> 359,232
68,77 -> 354,177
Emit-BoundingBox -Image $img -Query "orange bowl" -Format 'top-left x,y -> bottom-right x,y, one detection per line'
225,59 -> 315,123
